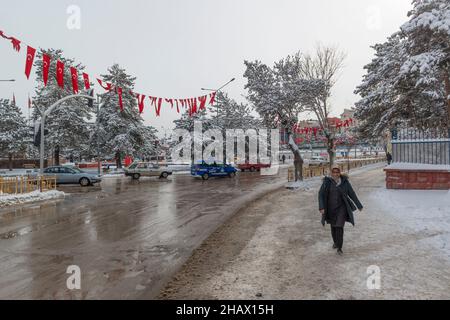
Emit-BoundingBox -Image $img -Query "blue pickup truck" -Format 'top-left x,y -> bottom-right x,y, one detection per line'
191,163 -> 237,180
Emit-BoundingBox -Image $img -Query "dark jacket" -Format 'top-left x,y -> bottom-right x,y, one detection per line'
318,175 -> 363,226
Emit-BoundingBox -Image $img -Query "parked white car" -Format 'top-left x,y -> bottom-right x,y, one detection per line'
124,162 -> 173,180
307,156 -> 329,165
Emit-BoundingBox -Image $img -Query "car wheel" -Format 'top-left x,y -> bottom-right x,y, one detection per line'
228,172 -> 236,178
250,166 -> 256,172
202,173 -> 209,180
160,172 -> 169,179
132,173 -> 140,180
79,177 -> 90,187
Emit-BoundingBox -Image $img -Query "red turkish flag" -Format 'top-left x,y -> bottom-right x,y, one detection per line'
97,78 -> 112,91
82,73 -> 90,89
155,98 -> 162,116
24,46 -> 36,79
313,127 -> 318,137
70,67 -> 79,93
198,95 -> 207,110
43,54 -> 50,86
56,60 -> 64,89
165,98 -> 174,110
11,37 -> 21,52
190,98 -> 198,114
149,96 -> 157,110
209,92 -> 217,105
136,94 -> 146,114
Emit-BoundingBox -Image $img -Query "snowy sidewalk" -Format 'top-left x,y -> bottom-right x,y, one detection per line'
159,164 -> 450,299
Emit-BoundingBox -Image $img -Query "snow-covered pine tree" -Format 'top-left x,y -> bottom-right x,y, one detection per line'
209,91 -> 261,163
210,91 -> 259,130
355,0 -> 450,137
94,64 -> 157,167
354,34 -> 409,137
172,105 -> 211,164
0,99 -> 28,170
32,49 -> 92,165
171,92 -> 260,164
401,0 -> 450,129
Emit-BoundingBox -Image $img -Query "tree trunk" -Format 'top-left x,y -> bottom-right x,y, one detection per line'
443,70 -> 450,129
287,134 -> 304,181
54,146 -> 60,166
116,151 -> 122,168
327,136 -> 335,169
8,153 -> 13,171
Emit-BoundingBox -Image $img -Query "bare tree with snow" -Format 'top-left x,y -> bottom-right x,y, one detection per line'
244,54 -> 327,181
298,45 -> 346,168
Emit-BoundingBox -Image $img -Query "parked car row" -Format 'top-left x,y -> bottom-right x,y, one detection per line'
35,161 -> 278,186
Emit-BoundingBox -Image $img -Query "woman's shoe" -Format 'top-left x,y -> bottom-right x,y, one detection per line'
332,243 -> 337,249
337,249 -> 343,255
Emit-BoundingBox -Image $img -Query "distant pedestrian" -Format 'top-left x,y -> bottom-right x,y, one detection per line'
318,165 -> 363,255
386,152 -> 392,165
282,154 -> 286,164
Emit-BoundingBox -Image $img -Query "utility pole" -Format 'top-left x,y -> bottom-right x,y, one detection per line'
96,94 -> 102,175
201,78 -> 235,127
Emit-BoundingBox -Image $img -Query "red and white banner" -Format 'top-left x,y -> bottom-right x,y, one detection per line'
56,60 -> 64,89
43,54 -> 50,86
24,46 -> 36,79
70,67 -> 79,93
82,72 -> 90,90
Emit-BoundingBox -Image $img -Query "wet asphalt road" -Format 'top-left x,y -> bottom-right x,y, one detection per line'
0,169 -> 288,299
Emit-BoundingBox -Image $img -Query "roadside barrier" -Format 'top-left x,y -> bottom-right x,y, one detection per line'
0,176 -> 57,194
288,157 -> 385,182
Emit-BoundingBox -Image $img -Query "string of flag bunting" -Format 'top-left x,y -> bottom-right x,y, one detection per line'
292,118 -> 354,135
1,29 -> 217,117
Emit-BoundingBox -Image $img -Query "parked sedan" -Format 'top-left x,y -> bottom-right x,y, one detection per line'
191,163 -> 237,180
124,162 -> 173,180
42,166 -> 102,186
307,156 -> 329,166
237,162 -> 271,172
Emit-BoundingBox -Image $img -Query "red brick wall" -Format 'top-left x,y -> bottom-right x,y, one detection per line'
385,169 -> 450,190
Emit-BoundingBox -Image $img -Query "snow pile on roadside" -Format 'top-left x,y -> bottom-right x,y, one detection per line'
285,180 -> 312,190
0,190 -> 66,207
372,188 -> 450,261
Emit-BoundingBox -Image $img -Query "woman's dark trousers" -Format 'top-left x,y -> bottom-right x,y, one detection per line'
331,226 -> 344,249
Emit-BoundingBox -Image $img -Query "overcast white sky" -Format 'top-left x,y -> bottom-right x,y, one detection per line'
0,0 -> 412,134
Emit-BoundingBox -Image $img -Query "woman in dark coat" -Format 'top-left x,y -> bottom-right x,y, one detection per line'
318,165 -> 363,255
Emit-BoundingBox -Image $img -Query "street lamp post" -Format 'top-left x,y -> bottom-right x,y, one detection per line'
95,94 -> 105,175
38,93 -> 95,174
201,78 -> 235,123
0,79 -> 15,82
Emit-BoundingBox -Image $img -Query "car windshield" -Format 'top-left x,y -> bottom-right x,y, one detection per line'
70,167 -> 84,173
128,163 -> 138,169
